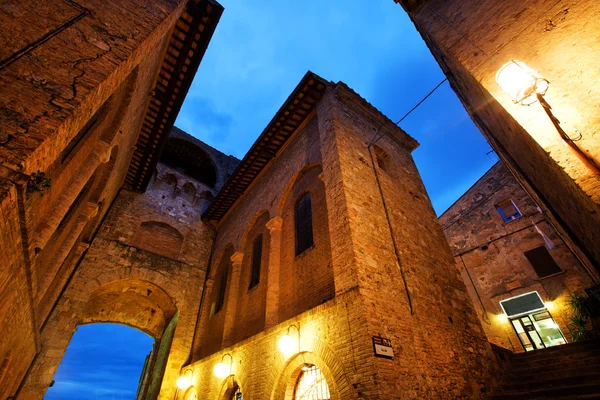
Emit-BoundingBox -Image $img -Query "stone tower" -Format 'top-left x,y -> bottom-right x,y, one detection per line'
181,73 -> 494,399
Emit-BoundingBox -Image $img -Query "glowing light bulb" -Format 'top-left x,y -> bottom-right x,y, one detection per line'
496,60 -> 549,105
278,334 -> 296,355
177,375 -> 192,389
497,313 -> 508,324
213,362 -> 230,379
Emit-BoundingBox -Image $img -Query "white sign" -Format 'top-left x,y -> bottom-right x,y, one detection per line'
372,336 -> 394,359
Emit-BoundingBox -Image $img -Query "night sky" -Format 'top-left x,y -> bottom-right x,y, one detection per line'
46,1 -> 497,398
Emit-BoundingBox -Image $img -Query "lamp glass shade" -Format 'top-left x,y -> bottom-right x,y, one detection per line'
176,376 -> 192,389
213,362 -> 230,379
496,61 -> 549,105
278,334 -> 296,355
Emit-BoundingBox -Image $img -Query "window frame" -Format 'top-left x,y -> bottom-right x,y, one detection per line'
293,364 -> 331,400
294,192 -> 314,256
249,234 -> 263,289
496,199 -> 522,223
215,267 -> 228,313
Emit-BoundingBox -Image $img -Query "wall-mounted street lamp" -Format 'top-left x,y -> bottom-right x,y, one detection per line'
175,368 -> 193,399
496,60 -> 600,174
213,353 -> 233,379
278,324 -> 301,356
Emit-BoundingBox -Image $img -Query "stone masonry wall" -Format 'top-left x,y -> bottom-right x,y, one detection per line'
17,156 -> 222,399
440,162 -> 599,351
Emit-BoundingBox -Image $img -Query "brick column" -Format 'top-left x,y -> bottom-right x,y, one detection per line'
33,142 -> 112,253
192,278 -> 213,360
222,251 -> 243,347
264,216 -> 283,328
36,202 -> 99,305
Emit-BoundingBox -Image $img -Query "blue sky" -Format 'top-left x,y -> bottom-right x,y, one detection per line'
176,0 -> 498,214
48,1 -> 498,397
45,324 -> 153,400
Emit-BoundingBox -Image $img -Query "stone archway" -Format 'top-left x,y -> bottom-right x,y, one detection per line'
271,352 -> 351,400
17,278 -> 182,400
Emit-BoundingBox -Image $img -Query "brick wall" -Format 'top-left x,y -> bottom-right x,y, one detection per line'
0,1 -> 189,396
233,211 -> 270,343
0,180 -> 38,398
279,163 -> 334,322
396,0 -> 600,273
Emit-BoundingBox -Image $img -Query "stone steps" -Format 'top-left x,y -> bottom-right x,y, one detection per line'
490,339 -> 600,399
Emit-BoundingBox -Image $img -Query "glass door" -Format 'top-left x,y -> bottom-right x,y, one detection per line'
531,311 -> 566,347
511,311 -> 566,351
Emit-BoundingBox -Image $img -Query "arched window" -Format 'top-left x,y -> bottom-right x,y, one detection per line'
215,268 -> 228,313
294,365 -> 331,400
249,234 -> 263,289
295,193 -> 313,256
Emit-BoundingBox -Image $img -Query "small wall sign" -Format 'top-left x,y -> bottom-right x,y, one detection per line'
372,336 -> 394,359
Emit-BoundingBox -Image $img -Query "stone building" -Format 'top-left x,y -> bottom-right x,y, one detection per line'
0,0 -> 223,398
440,162 -> 599,353
393,0 -> 600,279
178,72 -> 494,400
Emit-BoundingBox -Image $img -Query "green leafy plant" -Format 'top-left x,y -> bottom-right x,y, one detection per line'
567,292 -> 593,342
27,171 -> 51,196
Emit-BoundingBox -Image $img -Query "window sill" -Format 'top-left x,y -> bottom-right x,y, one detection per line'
295,244 -> 316,260
537,270 -> 565,280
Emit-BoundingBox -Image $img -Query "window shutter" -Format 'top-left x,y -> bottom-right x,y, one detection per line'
502,202 -> 518,218
524,246 -> 562,278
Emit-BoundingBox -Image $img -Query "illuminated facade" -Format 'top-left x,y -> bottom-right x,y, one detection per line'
393,0 -> 600,279
177,73 -> 494,399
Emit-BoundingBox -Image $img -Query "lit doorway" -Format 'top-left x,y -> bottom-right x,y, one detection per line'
500,291 -> 566,352
44,324 -> 153,400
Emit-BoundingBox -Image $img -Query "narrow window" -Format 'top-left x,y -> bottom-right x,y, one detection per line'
496,199 -> 522,222
215,268 -> 228,313
249,234 -> 263,289
295,193 -> 314,256
524,246 -> 562,278
373,145 -> 390,172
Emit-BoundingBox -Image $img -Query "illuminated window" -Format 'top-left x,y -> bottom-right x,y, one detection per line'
230,387 -> 242,400
496,199 -> 522,222
295,193 -> 313,256
293,365 -> 331,400
249,235 -> 262,289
